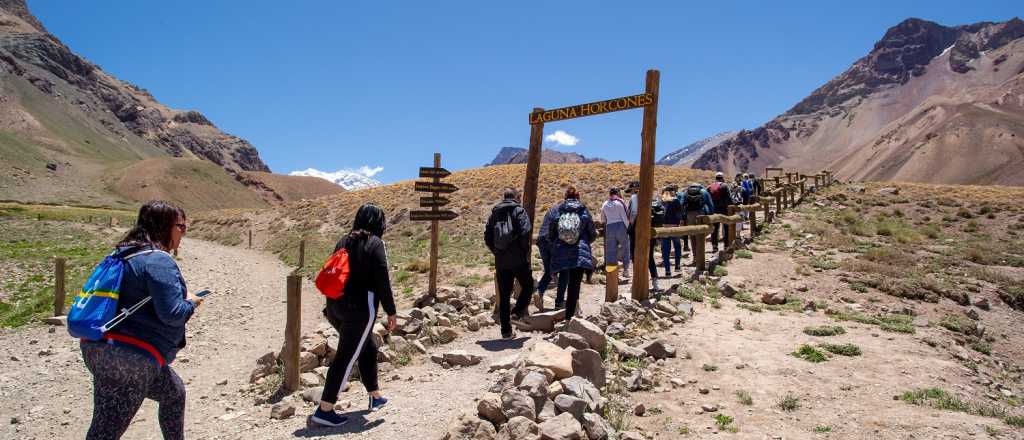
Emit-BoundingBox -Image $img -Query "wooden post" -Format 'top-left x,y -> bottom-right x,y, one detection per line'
693,232 -> 707,273
53,258 -> 66,317
429,153 -> 441,297
726,206 -> 738,251
749,207 -> 758,238
604,265 -> 618,302
814,174 -> 820,189
283,275 -> 301,392
248,229 -> 253,249
298,240 -> 305,269
632,69 -> 659,301
521,107 -> 545,254
87,215 -> 92,224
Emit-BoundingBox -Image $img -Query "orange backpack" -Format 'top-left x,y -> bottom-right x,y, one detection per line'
315,248 -> 351,299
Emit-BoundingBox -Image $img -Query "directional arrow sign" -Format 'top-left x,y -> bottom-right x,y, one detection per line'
409,210 -> 459,221
419,167 -> 451,179
419,196 -> 450,208
414,181 -> 458,193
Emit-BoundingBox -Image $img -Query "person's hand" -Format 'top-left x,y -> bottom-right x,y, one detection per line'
386,315 -> 397,332
186,291 -> 203,308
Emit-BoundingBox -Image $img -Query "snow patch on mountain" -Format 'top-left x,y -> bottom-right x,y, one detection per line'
289,167 -> 383,190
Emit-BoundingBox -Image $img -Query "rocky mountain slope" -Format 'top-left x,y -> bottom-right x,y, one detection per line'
656,131 -> 736,167
486,147 -> 607,166
693,18 -> 1024,186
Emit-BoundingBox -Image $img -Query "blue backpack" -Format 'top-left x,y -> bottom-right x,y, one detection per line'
68,249 -> 161,340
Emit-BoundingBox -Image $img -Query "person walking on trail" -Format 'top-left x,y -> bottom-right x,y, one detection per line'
660,186 -> 683,278
547,187 -> 597,322
600,187 -> 631,281
707,172 -> 734,252
80,200 -> 202,440
750,173 -> 764,197
314,203 -> 398,427
647,195 -> 666,291
535,203 -> 561,310
741,174 -> 754,205
484,188 -> 535,338
625,181 -> 640,265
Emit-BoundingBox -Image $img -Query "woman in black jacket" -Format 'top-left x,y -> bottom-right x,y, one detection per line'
313,203 -> 398,427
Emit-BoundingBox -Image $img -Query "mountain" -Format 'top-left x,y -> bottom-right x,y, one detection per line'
656,131 -> 737,167
0,0 -> 339,210
288,168 -> 382,191
692,18 -> 1024,186
485,147 -> 608,166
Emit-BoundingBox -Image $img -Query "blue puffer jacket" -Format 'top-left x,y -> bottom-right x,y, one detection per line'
547,200 -> 597,273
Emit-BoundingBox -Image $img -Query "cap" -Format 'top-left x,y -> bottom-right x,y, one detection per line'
715,172 -> 724,177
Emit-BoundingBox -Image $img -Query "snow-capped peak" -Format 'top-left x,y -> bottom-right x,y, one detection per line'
289,167 -> 383,191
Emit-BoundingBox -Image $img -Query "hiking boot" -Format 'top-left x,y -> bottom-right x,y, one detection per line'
311,408 -> 349,427
368,395 -> 389,412
553,301 -> 565,310
664,269 -> 672,278
501,330 -> 517,340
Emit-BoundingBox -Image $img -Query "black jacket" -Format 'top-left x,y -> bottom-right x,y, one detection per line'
325,235 -> 397,324
485,199 -> 532,270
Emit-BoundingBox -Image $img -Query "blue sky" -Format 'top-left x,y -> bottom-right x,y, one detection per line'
29,0 -> 1019,183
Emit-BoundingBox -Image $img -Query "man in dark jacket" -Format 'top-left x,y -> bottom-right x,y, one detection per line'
484,188 -> 534,338
707,172 -> 733,252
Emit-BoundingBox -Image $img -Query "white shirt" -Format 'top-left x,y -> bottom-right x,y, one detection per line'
601,198 -> 630,226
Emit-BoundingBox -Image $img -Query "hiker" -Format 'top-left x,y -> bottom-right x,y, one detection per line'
484,188 -> 534,338
80,200 -> 201,440
314,203 -> 398,427
547,186 -> 597,321
741,174 -> 754,205
600,187 -> 631,280
660,186 -> 683,277
625,181 -> 641,265
707,172 -> 734,252
535,203 -> 561,310
751,173 -> 764,197
648,195 -> 666,290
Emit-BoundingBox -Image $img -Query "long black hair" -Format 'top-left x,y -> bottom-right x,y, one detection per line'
118,200 -> 185,251
346,203 -> 386,244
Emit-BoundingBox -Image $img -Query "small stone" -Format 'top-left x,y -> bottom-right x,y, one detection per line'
699,388 -> 710,394
701,404 -> 718,413
633,403 -> 646,416
269,402 -> 295,419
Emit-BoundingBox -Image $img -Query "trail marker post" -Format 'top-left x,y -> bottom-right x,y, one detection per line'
283,275 -> 301,392
248,230 -> 253,249
298,240 -> 305,270
412,153 -> 459,298
53,257 -> 66,317
522,70 -> 660,300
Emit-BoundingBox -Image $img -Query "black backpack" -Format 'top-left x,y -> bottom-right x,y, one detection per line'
650,199 -> 666,228
683,185 -> 704,212
493,209 -> 518,251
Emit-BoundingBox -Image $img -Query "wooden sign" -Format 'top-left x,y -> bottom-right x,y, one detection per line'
419,167 -> 451,179
410,210 -> 459,221
414,181 -> 458,193
528,93 -> 653,125
419,196 -> 450,207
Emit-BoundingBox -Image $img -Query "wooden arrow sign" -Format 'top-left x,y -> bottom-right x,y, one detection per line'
414,181 -> 458,193
419,167 -> 451,179
410,210 -> 459,221
419,196 -> 450,208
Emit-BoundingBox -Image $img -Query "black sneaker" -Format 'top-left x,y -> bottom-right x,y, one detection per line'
501,331 -> 517,339
311,408 -> 349,427
369,395 -> 388,412
553,302 -> 565,310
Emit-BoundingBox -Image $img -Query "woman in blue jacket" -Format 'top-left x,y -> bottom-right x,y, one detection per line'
547,187 -> 597,322
80,200 -> 202,440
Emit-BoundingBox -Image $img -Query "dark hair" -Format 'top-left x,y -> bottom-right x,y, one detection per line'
347,203 -> 386,243
609,187 -> 620,196
502,187 -> 519,200
564,186 -> 580,200
118,200 -> 185,251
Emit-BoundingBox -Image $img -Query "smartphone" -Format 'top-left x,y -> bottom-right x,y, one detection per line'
195,290 -> 213,298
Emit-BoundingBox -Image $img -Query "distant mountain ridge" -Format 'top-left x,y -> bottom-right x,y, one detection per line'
657,131 -> 737,167
486,147 -> 608,166
692,17 -> 1024,186
289,168 -> 382,191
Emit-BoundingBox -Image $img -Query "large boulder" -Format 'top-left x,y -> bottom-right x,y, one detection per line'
526,342 -> 573,379
501,389 -> 537,422
639,339 -> 676,360
537,412 -> 584,440
565,318 -> 607,353
497,416 -> 541,440
559,376 -> 602,413
553,394 -> 587,422
581,413 -> 611,440
445,350 -> 483,367
442,413 -> 498,440
478,392 -> 508,427
550,332 -> 590,351
570,349 -> 606,389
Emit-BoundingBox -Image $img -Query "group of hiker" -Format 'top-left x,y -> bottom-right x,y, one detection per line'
72,170 -> 764,438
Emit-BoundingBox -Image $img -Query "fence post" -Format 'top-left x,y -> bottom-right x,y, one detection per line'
53,258 -> 66,316
298,240 -> 305,269
283,275 -> 301,392
604,265 -> 618,302
248,230 -> 253,249
749,207 -> 758,238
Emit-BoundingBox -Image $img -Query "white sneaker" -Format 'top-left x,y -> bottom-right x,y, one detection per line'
652,279 -> 660,291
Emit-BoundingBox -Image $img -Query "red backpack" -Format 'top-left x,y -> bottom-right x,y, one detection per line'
315,248 -> 351,299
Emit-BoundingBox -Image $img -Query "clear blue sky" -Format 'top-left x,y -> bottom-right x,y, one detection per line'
29,0 -> 1018,183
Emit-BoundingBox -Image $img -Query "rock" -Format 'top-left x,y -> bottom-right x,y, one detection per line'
490,354 -> 521,372
269,402 -> 295,419
565,318 -> 607,353
302,334 -> 328,356
43,316 -> 67,326
501,389 -> 537,421
551,332 -> 590,351
299,351 -> 319,373
516,367 -> 556,385
570,349 -> 606,389
497,416 -> 541,440
654,301 -> 678,316
478,393 -> 508,427
639,339 -> 676,360
519,372 -> 551,411
716,280 -> 737,298
677,302 -> 694,317
619,432 -> 644,440
301,386 -> 324,403
300,372 -> 323,387
964,308 -> 980,321
761,291 -> 786,305
878,187 -> 899,195
701,403 -> 718,413
547,381 -> 565,399
526,342 -> 573,379
514,310 -> 566,332
605,323 -> 626,338
412,340 -> 428,354
537,412 -> 584,440
537,399 -> 558,423
974,298 -> 991,311
601,301 -> 634,323
581,413 -> 611,440
627,369 -> 653,392
445,350 -> 483,367
437,326 -> 461,344
554,394 -> 587,422
249,363 -> 273,383
633,403 -> 646,416
560,376 -> 602,413
256,351 -> 277,367
609,339 -> 646,360
399,318 -> 424,336
443,413 -> 498,440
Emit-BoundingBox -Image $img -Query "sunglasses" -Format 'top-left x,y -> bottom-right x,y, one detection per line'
175,223 -> 188,233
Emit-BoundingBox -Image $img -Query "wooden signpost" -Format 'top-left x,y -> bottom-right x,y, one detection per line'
522,70 -> 660,300
412,153 -> 459,297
